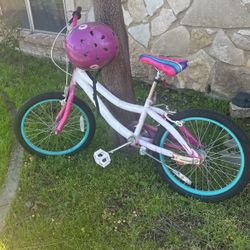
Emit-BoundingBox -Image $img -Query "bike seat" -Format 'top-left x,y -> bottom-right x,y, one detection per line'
139,54 -> 188,77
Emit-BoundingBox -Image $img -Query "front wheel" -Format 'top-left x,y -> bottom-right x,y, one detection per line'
14,92 -> 96,156
154,109 -> 250,202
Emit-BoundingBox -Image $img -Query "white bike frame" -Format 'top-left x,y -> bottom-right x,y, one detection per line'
72,68 -> 200,163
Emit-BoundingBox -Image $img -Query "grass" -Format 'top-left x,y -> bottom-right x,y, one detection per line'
0,95 -> 12,189
1,50 -> 250,249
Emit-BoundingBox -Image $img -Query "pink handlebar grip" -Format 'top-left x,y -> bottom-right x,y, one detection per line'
72,15 -> 78,29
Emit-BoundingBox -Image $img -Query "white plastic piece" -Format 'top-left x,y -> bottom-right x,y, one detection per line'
139,146 -> 147,156
93,149 -> 111,168
79,116 -> 85,132
172,169 -> 192,186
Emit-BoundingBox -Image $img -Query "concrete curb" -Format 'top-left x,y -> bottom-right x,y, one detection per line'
0,143 -> 23,231
0,91 -> 24,232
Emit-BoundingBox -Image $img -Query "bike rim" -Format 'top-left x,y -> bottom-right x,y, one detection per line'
21,99 -> 90,155
159,117 -> 245,196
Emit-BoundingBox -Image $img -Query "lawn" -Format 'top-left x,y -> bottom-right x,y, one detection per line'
0,95 -> 12,189
1,50 -> 250,249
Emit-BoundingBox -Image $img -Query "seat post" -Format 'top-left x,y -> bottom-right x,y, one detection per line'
147,70 -> 162,101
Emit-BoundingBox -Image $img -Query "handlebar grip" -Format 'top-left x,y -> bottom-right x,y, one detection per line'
75,6 -> 82,14
69,6 -> 82,24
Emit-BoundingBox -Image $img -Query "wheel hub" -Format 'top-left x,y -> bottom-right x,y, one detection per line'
196,148 -> 207,164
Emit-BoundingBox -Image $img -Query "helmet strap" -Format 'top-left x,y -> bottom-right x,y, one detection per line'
87,70 -> 102,116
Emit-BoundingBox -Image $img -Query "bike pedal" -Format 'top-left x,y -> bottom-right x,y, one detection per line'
93,149 -> 111,168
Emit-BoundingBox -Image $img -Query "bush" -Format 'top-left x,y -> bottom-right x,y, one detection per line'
0,16 -> 18,51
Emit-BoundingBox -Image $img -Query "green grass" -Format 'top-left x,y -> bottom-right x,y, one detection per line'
0,96 -> 12,189
1,50 -> 250,249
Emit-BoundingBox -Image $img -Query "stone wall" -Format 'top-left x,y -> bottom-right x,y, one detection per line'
19,0 -> 250,99
123,0 -> 250,98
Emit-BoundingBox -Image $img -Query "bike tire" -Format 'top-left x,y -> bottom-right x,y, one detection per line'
153,109 -> 250,202
14,92 -> 96,156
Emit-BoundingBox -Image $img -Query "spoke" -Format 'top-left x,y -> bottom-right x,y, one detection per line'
62,128 -> 82,133
203,162 -> 223,190
207,152 -> 241,161
204,163 -> 217,190
64,119 -> 85,129
25,127 -> 52,133
206,162 -> 236,179
61,134 -> 78,149
185,165 -> 196,176
207,151 -> 240,160
26,130 -> 51,141
206,138 -> 237,154
32,133 -> 54,148
187,165 -> 198,180
189,122 -> 199,145
207,125 -> 221,148
207,156 -> 240,166
206,128 -> 226,150
195,120 -> 202,145
205,163 -> 210,191
195,164 -> 198,189
206,162 -> 229,188
207,144 -> 241,156
24,119 -> 53,126
200,121 -> 211,143
61,131 -> 82,141
45,131 -> 53,149
206,158 -> 239,172
29,110 -> 51,127
39,103 -> 55,123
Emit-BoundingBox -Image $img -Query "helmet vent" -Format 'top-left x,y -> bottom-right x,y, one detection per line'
101,35 -> 105,40
96,56 -> 100,60
90,30 -> 94,36
103,48 -> 108,51
94,43 -> 98,48
80,39 -> 84,43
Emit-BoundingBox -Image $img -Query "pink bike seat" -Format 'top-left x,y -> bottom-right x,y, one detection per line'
139,54 -> 189,77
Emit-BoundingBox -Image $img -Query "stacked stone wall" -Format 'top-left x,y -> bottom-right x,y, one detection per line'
122,0 -> 250,98
20,0 -> 250,99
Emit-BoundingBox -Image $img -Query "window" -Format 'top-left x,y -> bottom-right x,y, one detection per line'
0,0 -> 29,28
29,0 -> 66,32
0,0 -> 66,33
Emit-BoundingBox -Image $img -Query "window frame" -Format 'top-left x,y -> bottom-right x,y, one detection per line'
0,1 -> 3,16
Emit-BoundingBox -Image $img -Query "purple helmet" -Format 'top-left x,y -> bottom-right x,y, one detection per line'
65,22 -> 119,70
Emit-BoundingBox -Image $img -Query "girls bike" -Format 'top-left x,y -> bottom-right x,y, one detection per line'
14,7 -> 250,202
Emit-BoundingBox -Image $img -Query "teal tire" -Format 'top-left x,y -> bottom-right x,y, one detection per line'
14,92 -> 95,156
153,109 -> 250,202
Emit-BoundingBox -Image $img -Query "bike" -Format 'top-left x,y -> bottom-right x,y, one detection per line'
14,7 -> 250,202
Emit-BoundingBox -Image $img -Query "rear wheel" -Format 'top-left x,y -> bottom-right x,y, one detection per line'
154,109 -> 250,201
14,92 -> 96,156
